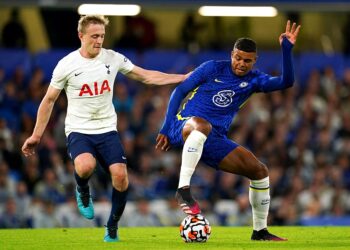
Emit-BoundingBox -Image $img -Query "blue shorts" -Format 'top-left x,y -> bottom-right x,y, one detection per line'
167,118 -> 239,169
66,131 -> 126,172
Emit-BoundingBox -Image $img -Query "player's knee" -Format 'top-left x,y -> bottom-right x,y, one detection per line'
251,162 -> 268,180
74,154 -> 96,177
111,172 -> 128,191
114,170 -> 127,181
195,118 -> 212,135
185,117 -> 212,137
112,170 -> 128,183
75,162 -> 95,177
200,122 -> 212,136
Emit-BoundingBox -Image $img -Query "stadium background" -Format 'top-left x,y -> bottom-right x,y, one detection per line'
0,0 -> 350,228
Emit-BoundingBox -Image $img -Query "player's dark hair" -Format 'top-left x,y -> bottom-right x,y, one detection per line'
233,38 -> 257,52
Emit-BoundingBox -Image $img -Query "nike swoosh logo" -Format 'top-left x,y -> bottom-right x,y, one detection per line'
122,156 -> 127,160
214,78 -> 224,83
187,147 -> 198,152
74,72 -> 83,76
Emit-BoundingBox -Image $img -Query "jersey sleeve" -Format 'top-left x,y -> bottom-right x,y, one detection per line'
184,60 -> 216,87
115,52 -> 134,74
251,71 -> 272,93
254,38 -> 295,93
50,58 -> 68,90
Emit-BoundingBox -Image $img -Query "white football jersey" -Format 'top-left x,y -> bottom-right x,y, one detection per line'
50,48 -> 134,136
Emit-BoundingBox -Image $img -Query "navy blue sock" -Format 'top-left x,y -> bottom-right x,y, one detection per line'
107,187 -> 128,227
74,170 -> 90,192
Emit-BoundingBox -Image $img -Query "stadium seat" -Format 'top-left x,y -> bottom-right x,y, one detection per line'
193,50 -> 229,66
114,48 -> 139,64
1,48 -> 349,87
141,49 -> 190,73
0,109 -> 20,132
297,52 -> 345,85
255,51 -> 282,75
300,216 -> 350,226
213,200 -> 238,225
0,48 -> 31,81
33,49 -> 72,82
343,55 -> 350,69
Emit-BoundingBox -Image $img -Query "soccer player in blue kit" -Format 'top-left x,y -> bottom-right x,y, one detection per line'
156,20 -> 301,241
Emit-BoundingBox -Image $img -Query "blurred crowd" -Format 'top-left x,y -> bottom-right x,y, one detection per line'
0,53 -> 350,229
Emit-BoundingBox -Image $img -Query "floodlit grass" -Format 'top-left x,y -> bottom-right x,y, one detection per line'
0,226 -> 349,250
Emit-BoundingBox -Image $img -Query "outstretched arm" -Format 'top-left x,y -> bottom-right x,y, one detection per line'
126,65 -> 189,85
22,86 -> 61,157
261,20 -> 301,92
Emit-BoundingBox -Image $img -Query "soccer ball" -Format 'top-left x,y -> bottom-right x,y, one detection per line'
179,214 -> 211,243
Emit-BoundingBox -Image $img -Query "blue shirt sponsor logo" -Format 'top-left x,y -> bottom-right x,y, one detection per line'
212,90 -> 235,107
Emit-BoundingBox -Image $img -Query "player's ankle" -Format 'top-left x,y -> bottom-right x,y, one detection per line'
177,186 -> 194,203
178,185 -> 190,190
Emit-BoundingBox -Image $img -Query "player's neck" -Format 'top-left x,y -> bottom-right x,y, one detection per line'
79,48 -> 100,59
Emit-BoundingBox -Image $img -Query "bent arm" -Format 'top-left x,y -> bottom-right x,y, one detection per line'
159,61 -> 213,135
159,86 -> 190,135
159,73 -> 204,135
125,65 -> 187,85
31,86 -> 61,140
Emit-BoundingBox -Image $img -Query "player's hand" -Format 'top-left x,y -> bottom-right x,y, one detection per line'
22,136 -> 40,157
155,134 -> 171,151
279,20 -> 301,45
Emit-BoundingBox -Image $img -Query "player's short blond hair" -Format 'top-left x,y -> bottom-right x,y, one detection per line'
77,15 -> 109,33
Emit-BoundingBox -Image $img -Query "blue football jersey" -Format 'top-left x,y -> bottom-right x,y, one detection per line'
177,60 -> 271,135
160,38 -> 294,149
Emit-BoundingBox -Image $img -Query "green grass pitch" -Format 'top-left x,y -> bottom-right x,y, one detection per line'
0,226 -> 349,250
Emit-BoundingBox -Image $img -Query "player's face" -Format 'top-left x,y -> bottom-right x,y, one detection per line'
231,49 -> 257,76
79,23 -> 105,58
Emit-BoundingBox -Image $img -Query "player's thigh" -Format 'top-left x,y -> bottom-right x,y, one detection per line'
95,131 -> 127,172
219,146 -> 268,180
200,132 -> 239,169
66,132 -> 97,174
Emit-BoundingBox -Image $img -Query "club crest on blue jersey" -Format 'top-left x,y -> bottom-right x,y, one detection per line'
212,90 -> 235,107
239,82 -> 248,88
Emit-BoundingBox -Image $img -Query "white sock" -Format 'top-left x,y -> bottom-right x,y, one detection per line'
178,130 -> 207,189
249,176 -> 270,231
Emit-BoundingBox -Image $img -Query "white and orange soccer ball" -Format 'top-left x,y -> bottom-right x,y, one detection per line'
179,214 -> 211,243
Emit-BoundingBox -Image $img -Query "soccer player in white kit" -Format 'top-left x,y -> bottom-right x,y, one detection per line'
21,15 -> 187,242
